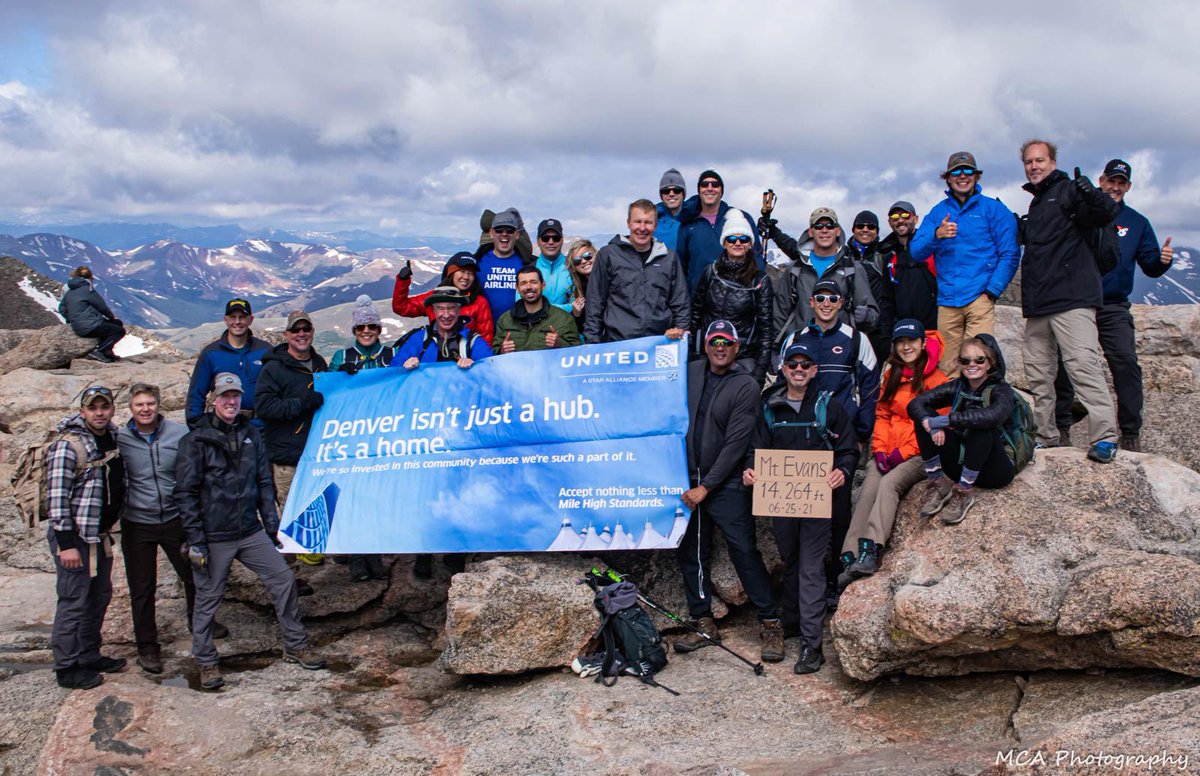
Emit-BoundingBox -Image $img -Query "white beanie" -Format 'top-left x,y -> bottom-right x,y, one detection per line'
719,212 -> 754,243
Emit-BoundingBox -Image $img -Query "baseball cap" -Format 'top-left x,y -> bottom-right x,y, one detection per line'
943,151 -> 979,175
424,286 -> 468,307
80,385 -> 114,407
809,207 -> 839,227
444,251 -> 479,272
889,200 -> 916,215
782,341 -> 816,363
1103,159 -> 1132,180
812,278 -> 843,296
891,318 -> 926,342
491,208 -> 521,231
537,218 -> 563,238
225,298 -> 252,315
286,310 -> 313,331
211,372 -> 243,397
704,319 -> 739,344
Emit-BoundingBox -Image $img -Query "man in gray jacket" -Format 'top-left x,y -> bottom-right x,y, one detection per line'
117,383 -> 227,674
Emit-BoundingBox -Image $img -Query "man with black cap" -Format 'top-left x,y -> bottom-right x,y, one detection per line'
185,298 -> 272,427
676,169 -> 763,292
743,339 -> 858,673
909,151 -> 1020,377
393,286 -> 494,367
534,218 -> 574,313
654,168 -> 698,251
477,207 -> 529,322
767,207 -> 879,351
846,210 -> 890,359
876,201 -> 938,359
674,320 -> 784,665
1051,158 -> 1174,452
46,384 -> 126,689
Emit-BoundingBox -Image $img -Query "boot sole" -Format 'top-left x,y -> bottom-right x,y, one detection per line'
58,675 -> 104,690
672,641 -> 717,654
793,656 -> 825,674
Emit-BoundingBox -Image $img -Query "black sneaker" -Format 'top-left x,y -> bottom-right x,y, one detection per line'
81,655 -> 127,673
56,667 -> 103,689
212,621 -> 231,639
793,646 -> 825,675
137,652 -> 163,674
1121,435 -> 1142,453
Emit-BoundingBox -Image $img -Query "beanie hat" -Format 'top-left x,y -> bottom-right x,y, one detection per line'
853,210 -> 879,229
719,211 -> 754,243
352,294 -> 381,326
659,168 -> 686,194
698,169 -> 724,189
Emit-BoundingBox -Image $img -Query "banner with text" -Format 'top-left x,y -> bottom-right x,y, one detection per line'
277,337 -> 691,554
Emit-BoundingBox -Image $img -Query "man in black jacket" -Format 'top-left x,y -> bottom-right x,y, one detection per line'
744,340 -> 858,674
176,373 -> 325,690
1019,139 -> 1120,463
875,201 -> 938,360
674,320 -> 784,663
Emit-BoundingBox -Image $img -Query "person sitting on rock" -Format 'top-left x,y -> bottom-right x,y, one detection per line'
907,334 -> 1018,526
175,372 -> 327,691
838,320 -> 949,590
58,265 -> 126,363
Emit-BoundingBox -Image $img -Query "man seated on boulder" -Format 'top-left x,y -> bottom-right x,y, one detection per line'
175,373 -> 326,691
393,286 -> 495,369
495,265 -> 582,354
185,298 -> 272,428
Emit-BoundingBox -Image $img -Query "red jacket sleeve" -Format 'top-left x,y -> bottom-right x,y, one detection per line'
391,276 -> 432,317
466,297 -> 495,344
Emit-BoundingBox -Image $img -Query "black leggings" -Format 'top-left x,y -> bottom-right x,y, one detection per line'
87,320 -> 126,356
915,425 -> 1015,489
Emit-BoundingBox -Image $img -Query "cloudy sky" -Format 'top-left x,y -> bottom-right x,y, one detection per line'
1,0 -> 1198,244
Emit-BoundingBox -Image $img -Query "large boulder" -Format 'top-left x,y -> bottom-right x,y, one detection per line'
0,326 -> 96,374
831,447 -> 1200,681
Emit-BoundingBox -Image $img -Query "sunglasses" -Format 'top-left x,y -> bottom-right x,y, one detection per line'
699,180 -> 722,189
813,293 -> 841,304
707,338 -> 736,348
958,355 -> 989,366
354,324 -> 380,333
783,360 -> 816,371
81,386 -> 114,403
812,222 -> 837,231
288,325 -> 313,334
853,223 -> 878,230
724,235 -> 752,245
540,234 -> 562,242
573,252 -> 594,263
493,227 -> 517,235
947,168 -> 977,177
888,211 -> 914,221
661,187 -> 684,196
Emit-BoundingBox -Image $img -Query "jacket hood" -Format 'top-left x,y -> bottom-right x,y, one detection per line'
790,234 -> 847,264
922,330 -> 944,377
66,276 -> 91,290
974,332 -> 1007,381
57,413 -> 114,436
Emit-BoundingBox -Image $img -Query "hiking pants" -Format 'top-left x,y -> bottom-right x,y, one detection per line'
192,530 -> 307,666
86,319 -> 127,357
771,517 -> 831,651
48,530 -> 114,671
1024,308 -> 1117,446
121,518 -> 196,656
676,484 -> 778,622
915,426 -> 1015,489
938,295 -> 995,378
843,456 -> 926,555
1053,301 -> 1142,438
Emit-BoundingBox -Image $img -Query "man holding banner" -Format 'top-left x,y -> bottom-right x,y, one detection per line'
675,320 -> 784,664
744,340 -> 858,675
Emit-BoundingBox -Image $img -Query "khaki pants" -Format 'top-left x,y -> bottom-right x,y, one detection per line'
1024,308 -> 1117,446
938,294 -> 995,378
842,457 -> 927,555
272,464 -> 297,512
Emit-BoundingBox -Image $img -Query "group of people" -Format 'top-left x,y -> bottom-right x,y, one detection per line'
47,139 -> 1173,688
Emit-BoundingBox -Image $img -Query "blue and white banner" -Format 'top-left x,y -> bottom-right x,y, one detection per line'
277,336 -> 691,554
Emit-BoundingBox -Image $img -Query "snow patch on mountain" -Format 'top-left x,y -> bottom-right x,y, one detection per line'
18,277 -> 66,321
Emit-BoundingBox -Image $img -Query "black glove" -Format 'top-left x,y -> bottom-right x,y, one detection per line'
757,216 -> 779,238
397,260 -> 412,281
306,392 -> 325,411
268,532 -> 283,549
1073,167 -> 1096,197
338,361 -> 360,375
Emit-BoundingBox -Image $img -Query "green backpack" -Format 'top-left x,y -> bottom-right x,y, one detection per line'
952,384 -> 1037,473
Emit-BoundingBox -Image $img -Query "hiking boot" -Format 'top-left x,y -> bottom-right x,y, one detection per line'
836,550 -> 857,591
137,651 -> 163,674
81,655 -> 127,673
212,620 -> 231,639
56,667 -> 103,690
940,484 -> 976,525
414,554 -> 434,580
917,478 -> 954,517
85,348 -> 114,363
199,664 -> 224,690
793,645 -> 825,675
673,617 -> 719,654
1087,441 -> 1118,464
848,539 -> 880,579
282,647 -> 327,670
297,553 -> 324,566
295,578 -> 314,597
759,619 -> 785,663
348,558 -> 371,583
1057,427 -> 1073,447
1120,435 -> 1142,453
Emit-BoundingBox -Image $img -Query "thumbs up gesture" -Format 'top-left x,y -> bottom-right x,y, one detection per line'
1073,167 -> 1097,197
935,214 -> 957,239
500,331 -> 516,354
545,325 -> 559,349
1162,236 -> 1174,265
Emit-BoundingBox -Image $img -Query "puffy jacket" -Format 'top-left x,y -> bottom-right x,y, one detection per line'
908,333 -> 1015,436
175,414 -> 278,546
781,321 -> 880,443
1103,201 -> 1169,304
654,196 -> 701,252
391,267 -> 495,344
676,199 -> 764,291
495,300 -> 581,352
185,331 -> 272,424
689,259 -> 774,383
327,340 -> 394,371
253,343 -> 328,465
536,255 -> 576,314
116,417 -> 187,525
391,319 -> 494,365
685,360 -> 760,491
871,331 -> 949,460
584,235 -> 690,343
752,381 -> 859,482
908,185 -> 1020,307
1020,169 -> 1119,317
770,238 -> 879,348
876,232 -> 939,339
58,276 -> 116,337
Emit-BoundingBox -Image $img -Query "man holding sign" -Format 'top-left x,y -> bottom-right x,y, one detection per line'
744,340 -> 858,674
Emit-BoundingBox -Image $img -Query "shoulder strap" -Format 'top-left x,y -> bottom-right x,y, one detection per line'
380,345 -> 395,365
345,348 -> 360,366
950,383 -> 964,412
815,391 -> 833,448
763,402 -> 775,428
981,384 -> 995,406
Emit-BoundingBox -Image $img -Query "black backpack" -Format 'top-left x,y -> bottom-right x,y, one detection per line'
584,575 -> 673,693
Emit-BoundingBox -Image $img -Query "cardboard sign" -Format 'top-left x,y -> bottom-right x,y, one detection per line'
751,449 -> 834,519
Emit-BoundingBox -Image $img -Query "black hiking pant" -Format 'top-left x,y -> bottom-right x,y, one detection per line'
86,319 -> 126,357
1053,301 -> 1141,438
915,426 -> 1015,488
772,516 -> 833,651
49,530 -> 114,671
121,518 -> 196,656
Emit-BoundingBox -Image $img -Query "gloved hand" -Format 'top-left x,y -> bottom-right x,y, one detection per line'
188,544 -> 208,572
1073,167 -> 1096,197
338,361 -> 360,375
757,216 -> 779,238
397,260 -> 412,281
853,305 -> 870,325
269,532 -> 283,549
874,452 -> 891,474
886,448 -> 904,470
927,414 -> 951,430
306,392 -> 325,411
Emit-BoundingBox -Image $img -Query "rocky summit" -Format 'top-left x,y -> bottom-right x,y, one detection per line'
1,311 -> 1198,774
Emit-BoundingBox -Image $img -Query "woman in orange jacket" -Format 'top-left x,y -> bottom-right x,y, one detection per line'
838,319 -> 948,587
391,252 -> 495,344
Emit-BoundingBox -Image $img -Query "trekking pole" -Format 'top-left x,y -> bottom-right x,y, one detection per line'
759,189 -> 777,259
593,567 -> 765,676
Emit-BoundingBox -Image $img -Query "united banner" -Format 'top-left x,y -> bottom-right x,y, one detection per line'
277,336 -> 692,554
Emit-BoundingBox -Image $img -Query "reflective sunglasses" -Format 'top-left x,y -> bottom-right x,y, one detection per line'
813,293 -> 841,304
783,360 -> 816,371
724,235 -> 752,245
540,233 -> 562,243
947,168 -> 977,177
958,355 -> 989,366
853,223 -> 878,230
288,325 -> 314,334
811,222 -> 837,231
707,337 -> 736,348
889,211 -> 914,221
573,252 -> 594,264
698,180 -> 722,189
660,186 -> 684,196
354,324 -> 381,333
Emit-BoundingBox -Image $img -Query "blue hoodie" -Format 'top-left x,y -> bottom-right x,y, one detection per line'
676,197 -> 764,292
1103,201 -> 1170,303
908,185 -> 1020,307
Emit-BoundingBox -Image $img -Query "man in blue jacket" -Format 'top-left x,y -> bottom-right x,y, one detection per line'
653,168 -> 697,251
1053,159 -> 1174,451
676,170 -> 763,292
909,152 -> 1020,377
185,299 -> 272,427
